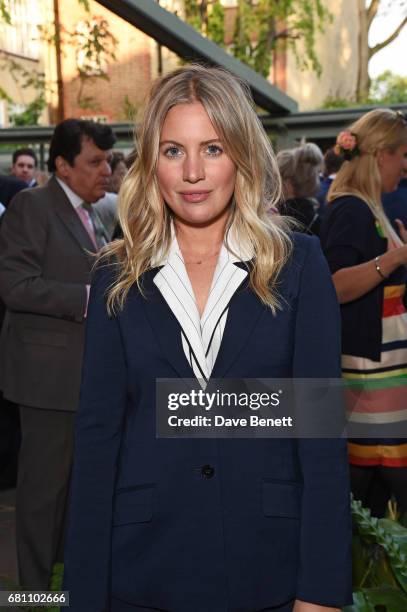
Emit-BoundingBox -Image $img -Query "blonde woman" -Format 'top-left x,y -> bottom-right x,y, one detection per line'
64,66 -> 351,612
320,109 -> 407,518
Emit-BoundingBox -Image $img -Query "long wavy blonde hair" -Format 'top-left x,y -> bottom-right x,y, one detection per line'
102,64 -> 292,314
328,108 -> 407,244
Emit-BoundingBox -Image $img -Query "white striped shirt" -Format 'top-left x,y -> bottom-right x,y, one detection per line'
153,228 -> 252,384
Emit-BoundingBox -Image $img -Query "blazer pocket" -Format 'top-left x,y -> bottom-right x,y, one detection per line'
113,485 -> 155,526
262,480 -> 302,519
20,328 -> 67,348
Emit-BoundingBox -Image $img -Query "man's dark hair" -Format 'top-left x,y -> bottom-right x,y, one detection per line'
12,147 -> 38,167
47,119 -> 116,172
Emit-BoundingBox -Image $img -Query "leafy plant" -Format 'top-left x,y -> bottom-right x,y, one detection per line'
9,95 -> 46,126
356,0 -> 407,102
369,70 -> 407,105
344,497 -> 407,611
0,0 -> 11,24
73,16 -> 118,109
181,0 -> 332,78
323,70 -> 407,109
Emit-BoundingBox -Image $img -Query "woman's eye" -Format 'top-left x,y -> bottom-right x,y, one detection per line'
164,146 -> 182,158
206,144 -> 223,156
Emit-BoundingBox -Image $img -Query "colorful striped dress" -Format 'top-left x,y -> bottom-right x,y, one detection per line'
342,261 -> 407,467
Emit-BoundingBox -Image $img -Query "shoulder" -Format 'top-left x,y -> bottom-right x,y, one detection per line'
290,231 -> 320,262
94,192 -> 118,215
2,185 -> 57,234
278,232 -> 325,296
0,175 -> 27,205
8,179 -> 57,212
325,195 -> 373,222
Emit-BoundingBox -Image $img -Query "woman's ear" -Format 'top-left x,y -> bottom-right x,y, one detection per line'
376,149 -> 385,168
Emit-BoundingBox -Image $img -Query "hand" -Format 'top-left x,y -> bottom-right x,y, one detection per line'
395,218 -> 407,244
293,600 -> 340,612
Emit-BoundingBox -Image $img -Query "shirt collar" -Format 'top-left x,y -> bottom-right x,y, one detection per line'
55,176 -> 83,209
151,220 -> 254,268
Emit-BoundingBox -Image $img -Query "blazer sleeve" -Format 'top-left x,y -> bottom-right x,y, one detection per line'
293,236 -> 353,607
63,264 -> 127,611
0,190 -> 87,320
321,197 -> 376,273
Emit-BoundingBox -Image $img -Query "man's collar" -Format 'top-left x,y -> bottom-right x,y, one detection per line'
55,176 -> 83,209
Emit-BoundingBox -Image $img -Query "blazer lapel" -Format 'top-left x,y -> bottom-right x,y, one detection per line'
141,270 -> 196,380
49,178 -> 97,254
211,274 -> 266,378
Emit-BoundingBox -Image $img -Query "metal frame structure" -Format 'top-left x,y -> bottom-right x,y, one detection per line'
263,103 -> 407,148
1,104 -> 406,150
96,0 -> 297,115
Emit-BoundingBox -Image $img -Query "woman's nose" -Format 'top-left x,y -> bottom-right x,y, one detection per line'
183,153 -> 205,183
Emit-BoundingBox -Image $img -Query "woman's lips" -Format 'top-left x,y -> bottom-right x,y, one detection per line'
179,191 -> 211,203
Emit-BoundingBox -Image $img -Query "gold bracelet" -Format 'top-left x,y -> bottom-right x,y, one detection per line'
374,256 -> 387,279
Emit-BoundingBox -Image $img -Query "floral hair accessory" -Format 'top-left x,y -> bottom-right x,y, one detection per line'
334,131 -> 359,161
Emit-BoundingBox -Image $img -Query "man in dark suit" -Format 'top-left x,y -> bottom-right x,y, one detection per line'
0,119 -> 116,590
10,147 -> 38,187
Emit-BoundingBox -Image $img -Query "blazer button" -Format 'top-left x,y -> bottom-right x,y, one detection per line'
201,464 -> 215,479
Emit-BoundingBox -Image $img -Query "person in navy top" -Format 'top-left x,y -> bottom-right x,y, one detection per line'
383,177 -> 407,228
320,110 -> 407,518
64,65 -> 352,612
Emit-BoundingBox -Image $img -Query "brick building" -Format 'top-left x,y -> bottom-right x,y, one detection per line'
0,0 -> 359,126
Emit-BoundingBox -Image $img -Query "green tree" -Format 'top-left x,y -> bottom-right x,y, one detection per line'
184,0 -> 225,45
369,70 -> 407,105
182,0 -> 331,78
357,0 -> 407,102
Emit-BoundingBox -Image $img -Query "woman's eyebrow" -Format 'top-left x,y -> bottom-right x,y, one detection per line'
159,138 -> 222,146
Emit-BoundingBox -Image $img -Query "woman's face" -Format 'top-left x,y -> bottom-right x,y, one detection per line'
156,102 -> 237,226
377,143 -> 407,193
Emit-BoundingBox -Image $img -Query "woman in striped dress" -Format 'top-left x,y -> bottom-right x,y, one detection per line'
321,109 -> 407,518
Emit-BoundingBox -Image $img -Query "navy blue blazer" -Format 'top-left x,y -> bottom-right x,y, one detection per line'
64,233 -> 352,612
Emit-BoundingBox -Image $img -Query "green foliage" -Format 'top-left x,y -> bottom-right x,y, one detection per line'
0,562 -> 63,612
121,95 -> 139,122
0,86 -> 13,104
0,0 -> 11,24
345,497 -> 407,611
185,0 -> 225,45
72,16 -> 118,109
77,0 -> 91,11
322,70 -> 407,109
207,1 -> 225,46
345,587 -> 407,612
182,0 -> 331,79
47,562 -> 64,612
184,0 -> 202,32
369,70 -> 407,105
321,97 -> 359,109
9,95 -> 46,126
0,53 -> 47,125
74,18 -> 117,79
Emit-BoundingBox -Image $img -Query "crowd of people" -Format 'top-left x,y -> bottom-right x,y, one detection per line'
0,64 -> 406,612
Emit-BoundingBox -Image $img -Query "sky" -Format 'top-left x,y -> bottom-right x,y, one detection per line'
369,6 -> 407,77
